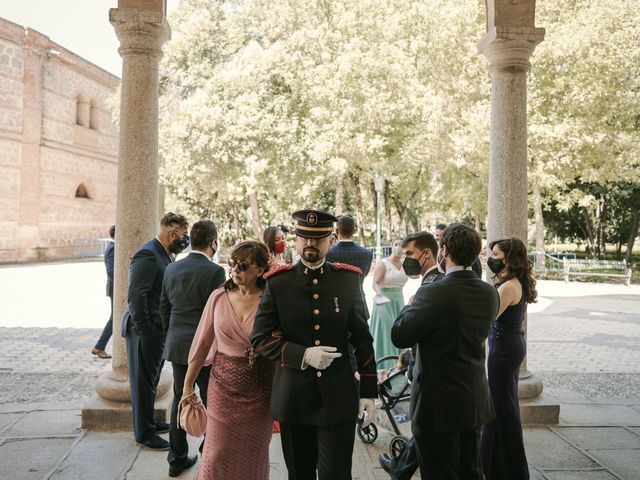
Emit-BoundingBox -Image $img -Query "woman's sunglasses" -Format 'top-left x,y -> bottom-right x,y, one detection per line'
228,258 -> 258,272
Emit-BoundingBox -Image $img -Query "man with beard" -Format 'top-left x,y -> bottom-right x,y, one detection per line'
122,212 -> 190,450
252,209 -> 377,479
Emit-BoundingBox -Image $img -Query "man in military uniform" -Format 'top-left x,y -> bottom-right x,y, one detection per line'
379,231 -> 443,480
252,209 -> 377,480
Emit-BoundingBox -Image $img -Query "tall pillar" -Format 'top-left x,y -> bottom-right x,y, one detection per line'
479,5 -> 557,423
82,3 -> 171,429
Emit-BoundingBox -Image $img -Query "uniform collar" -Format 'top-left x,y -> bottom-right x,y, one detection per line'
300,258 -> 326,270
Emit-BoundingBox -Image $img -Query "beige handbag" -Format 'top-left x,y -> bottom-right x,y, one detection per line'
178,392 -> 207,437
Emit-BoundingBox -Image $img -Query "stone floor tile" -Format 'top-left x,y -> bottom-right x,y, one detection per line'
4,410 -> 81,437
49,432 -> 138,480
544,471 -> 620,480
0,413 -> 25,434
524,428 -> 599,470
553,426 -> 640,450
586,449 -> 640,480
559,404 -> 640,426
0,437 -> 76,480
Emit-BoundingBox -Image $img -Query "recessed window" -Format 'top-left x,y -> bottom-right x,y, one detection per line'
90,102 -> 99,130
75,183 -> 90,199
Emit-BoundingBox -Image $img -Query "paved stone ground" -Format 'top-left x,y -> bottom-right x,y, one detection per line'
1,261 -> 639,478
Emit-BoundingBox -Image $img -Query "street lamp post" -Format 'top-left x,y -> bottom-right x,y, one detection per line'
374,173 -> 385,261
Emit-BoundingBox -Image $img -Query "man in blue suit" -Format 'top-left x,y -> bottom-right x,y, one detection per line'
326,215 -> 373,284
122,212 -> 190,450
92,224 -> 115,359
160,220 -> 226,476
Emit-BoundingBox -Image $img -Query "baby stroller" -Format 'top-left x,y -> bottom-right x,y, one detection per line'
357,353 -> 412,458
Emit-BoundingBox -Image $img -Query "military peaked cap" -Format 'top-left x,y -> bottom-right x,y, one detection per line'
292,209 -> 338,238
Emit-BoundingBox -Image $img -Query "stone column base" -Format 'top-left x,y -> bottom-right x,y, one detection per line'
81,390 -> 172,431
520,395 -> 560,425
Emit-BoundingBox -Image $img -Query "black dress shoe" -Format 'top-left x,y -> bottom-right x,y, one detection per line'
155,421 -> 170,434
379,454 -> 399,480
137,435 -> 170,450
169,455 -> 197,477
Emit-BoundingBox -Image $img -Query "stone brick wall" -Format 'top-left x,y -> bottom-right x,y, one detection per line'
0,18 -> 119,263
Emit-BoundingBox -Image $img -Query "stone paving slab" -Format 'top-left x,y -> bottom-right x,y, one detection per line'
553,426 -> 640,450
0,437 -> 77,480
586,449 -> 640,480
544,472 -> 619,480
524,428 -> 600,470
4,410 -> 82,437
559,404 -> 640,426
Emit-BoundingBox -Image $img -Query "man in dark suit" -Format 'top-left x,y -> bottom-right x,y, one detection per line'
252,209 -> 377,480
92,224 -> 115,359
435,222 -> 483,278
326,215 -> 373,284
392,223 -> 498,480
160,220 -> 226,477
379,231 -> 444,480
122,212 -> 190,450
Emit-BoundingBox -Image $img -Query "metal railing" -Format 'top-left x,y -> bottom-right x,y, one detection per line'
528,252 -> 576,273
71,238 -> 111,258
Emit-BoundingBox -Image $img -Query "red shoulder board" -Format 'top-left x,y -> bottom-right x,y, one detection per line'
331,262 -> 363,275
263,263 -> 295,279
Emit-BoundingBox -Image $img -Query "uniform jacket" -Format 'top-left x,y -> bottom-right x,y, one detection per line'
104,241 -> 114,297
392,269 -> 498,431
326,241 -> 373,284
121,238 -> 173,337
251,260 -> 377,426
160,252 -> 226,365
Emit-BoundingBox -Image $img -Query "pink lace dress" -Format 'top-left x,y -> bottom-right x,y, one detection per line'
189,288 -> 274,480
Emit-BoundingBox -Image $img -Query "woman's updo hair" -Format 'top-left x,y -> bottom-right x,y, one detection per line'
224,241 -> 270,291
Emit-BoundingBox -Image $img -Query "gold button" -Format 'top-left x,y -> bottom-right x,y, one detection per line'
312,279 -> 318,285
314,339 -> 321,346
313,309 -> 320,315
314,324 -> 320,331
316,371 -> 322,378
313,293 -> 319,300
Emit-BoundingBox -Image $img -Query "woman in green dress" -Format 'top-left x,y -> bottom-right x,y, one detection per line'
370,239 -> 409,369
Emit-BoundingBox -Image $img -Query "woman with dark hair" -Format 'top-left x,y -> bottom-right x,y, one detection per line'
263,225 -> 288,267
481,237 -> 537,480
183,241 -> 273,479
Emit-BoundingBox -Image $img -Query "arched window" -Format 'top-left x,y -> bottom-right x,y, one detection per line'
75,183 -> 90,199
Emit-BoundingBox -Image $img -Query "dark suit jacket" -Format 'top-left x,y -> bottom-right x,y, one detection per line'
252,261 -> 377,426
160,252 -> 226,365
121,238 -> 173,337
104,241 -> 114,297
392,270 -> 498,431
326,241 -> 373,284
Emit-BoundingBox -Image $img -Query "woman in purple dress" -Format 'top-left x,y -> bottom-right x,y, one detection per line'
481,237 -> 537,480
183,241 -> 274,479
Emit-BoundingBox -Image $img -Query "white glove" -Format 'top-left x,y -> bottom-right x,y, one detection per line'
358,398 -> 376,427
303,346 -> 342,370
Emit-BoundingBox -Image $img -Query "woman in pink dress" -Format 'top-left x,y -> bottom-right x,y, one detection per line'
183,241 -> 274,479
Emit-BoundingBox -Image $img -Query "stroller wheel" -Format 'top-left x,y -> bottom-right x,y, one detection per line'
356,423 -> 378,443
390,435 -> 409,458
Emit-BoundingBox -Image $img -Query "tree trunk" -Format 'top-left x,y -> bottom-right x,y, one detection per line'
335,177 -> 344,216
384,180 -> 391,242
532,180 -> 545,254
599,195 -> 608,258
349,172 -> 367,246
625,210 -> 640,263
581,207 -> 596,257
249,192 -> 262,236
393,197 -> 406,236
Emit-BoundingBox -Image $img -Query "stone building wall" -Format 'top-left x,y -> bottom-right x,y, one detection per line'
0,18 -> 119,263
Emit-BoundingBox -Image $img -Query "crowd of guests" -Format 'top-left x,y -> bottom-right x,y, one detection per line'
94,210 -> 536,480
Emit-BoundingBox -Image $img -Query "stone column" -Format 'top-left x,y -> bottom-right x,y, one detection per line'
479,25 -> 558,423
83,6 -> 171,429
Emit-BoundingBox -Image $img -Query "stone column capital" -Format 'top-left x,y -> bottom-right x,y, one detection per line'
109,8 -> 171,59
478,26 -> 545,71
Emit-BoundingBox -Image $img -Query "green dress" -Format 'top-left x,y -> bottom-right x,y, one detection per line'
369,259 -> 408,370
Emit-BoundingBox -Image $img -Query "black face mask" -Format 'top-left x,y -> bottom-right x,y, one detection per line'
169,235 -> 190,254
402,250 -> 426,276
487,257 -> 505,274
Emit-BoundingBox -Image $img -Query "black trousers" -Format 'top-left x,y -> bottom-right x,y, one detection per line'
125,327 -> 165,443
95,294 -> 113,350
413,425 -> 482,480
280,421 -> 355,480
168,362 -> 210,465
390,435 -> 419,480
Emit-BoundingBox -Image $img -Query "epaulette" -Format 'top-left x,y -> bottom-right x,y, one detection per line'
263,263 -> 295,279
331,262 -> 363,275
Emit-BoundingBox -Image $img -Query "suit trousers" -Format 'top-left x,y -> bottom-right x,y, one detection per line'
125,327 -> 165,443
95,294 -> 113,351
168,362 -> 210,465
390,435 -> 420,480
413,425 -> 482,480
280,421 -> 355,480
